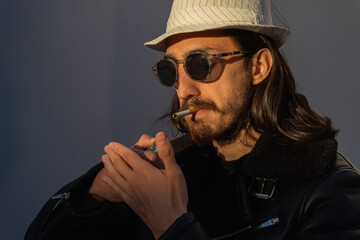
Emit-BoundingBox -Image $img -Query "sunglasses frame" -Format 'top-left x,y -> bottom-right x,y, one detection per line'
152,50 -> 252,87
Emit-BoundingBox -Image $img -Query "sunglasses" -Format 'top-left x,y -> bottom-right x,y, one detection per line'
152,50 -> 251,87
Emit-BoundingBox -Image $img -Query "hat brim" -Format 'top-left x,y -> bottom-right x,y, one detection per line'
145,24 -> 290,52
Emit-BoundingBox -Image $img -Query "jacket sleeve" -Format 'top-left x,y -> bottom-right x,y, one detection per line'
159,212 -> 210,240
25,162 -> 210,240
294,167 -> 360,240
24,163 -> 137,240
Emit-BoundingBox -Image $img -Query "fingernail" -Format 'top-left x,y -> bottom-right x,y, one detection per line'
109,143 -> 114,149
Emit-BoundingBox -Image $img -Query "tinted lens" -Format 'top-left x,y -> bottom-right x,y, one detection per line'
156,60 -> 176,87
185,53 -> 210,81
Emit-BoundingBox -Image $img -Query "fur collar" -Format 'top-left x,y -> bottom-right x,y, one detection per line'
172,132 -> 338,179
236,132 -> 338,179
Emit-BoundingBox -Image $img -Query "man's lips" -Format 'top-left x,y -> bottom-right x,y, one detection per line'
190,108 -> 208,120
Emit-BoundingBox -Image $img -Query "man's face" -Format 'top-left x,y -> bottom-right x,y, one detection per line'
166,31 -> 253,145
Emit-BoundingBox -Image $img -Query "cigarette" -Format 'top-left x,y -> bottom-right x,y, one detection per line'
172,107 -> 199,119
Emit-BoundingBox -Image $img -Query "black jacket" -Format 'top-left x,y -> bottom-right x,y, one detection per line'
25,133 -> 360,239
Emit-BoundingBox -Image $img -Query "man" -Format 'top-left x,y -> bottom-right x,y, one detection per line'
26,0 -> 360,239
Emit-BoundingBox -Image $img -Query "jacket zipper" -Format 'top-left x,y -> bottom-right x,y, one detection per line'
51,192 -> 70,211
253,218 -> 280,231
212,218 -> 280,240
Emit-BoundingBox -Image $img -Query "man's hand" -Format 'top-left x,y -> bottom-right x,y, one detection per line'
88,134 -> 161,203
102,132 -> 188,239
88,167 -> 122,203
131,134 -> 164,169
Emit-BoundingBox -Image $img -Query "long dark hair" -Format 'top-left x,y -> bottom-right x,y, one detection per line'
166,30 -> 338,142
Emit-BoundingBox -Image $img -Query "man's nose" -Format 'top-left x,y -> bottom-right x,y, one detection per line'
176,65 -> 200,100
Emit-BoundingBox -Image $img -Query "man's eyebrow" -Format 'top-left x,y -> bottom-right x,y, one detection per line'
164,53 -> 176,60
186,47 -> 217,55
164,47 -> 218,59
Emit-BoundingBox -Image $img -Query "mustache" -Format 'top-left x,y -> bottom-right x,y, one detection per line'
180,98 -> 220,112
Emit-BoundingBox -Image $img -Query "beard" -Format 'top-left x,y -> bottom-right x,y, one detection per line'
178,82 -> 253,146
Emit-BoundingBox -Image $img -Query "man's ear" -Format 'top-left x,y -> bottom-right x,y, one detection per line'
251,48 -> 273,85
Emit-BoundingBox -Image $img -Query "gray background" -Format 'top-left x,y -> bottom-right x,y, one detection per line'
1,0 -> 359,239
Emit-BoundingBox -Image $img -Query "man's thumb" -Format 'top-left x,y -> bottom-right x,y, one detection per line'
155,132 -> 176,169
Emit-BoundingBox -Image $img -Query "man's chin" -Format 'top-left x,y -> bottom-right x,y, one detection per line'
186,119 -> 247,146
187,125 -> 217,146
188,132 -> 213,146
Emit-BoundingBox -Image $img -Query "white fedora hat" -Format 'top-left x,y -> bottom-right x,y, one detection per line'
145,0 -> 290,52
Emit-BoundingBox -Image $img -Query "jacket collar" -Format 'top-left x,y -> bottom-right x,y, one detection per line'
236,132 -> 338,179
172,132 -> 338,179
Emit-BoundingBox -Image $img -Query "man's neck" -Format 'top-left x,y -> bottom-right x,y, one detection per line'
213,128 -> 261,161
